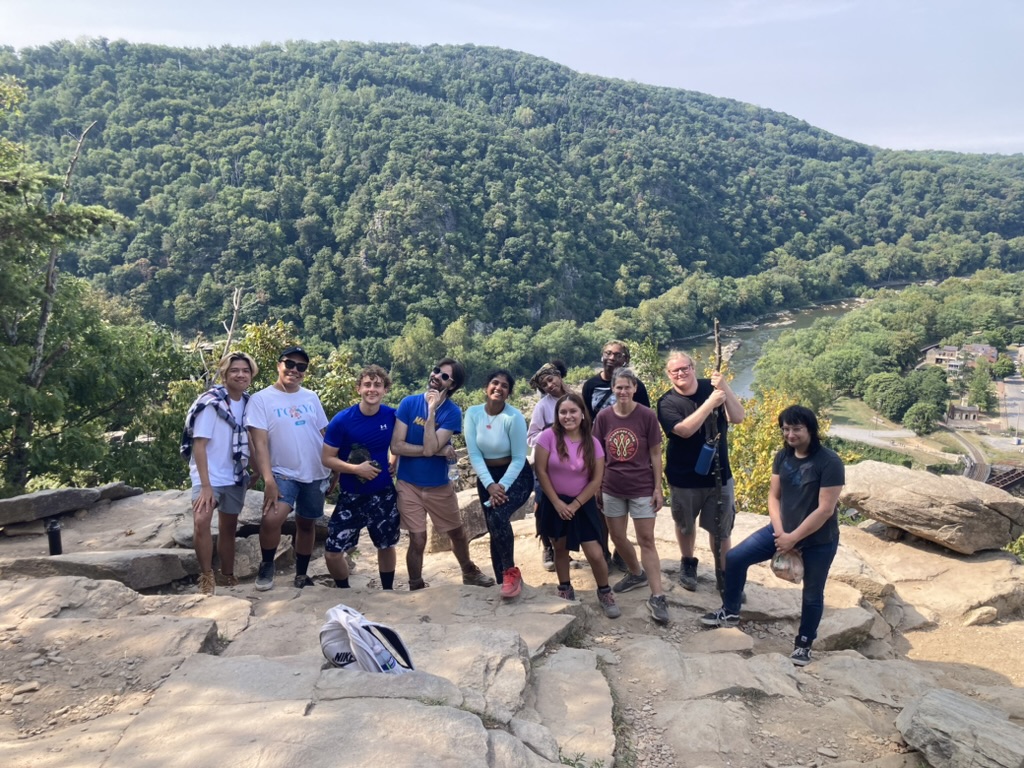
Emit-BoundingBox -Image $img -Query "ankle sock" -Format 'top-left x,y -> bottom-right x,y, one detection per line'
380,570 -> 395,590
295,553 -> 311,576
334,578 -> 350,588
260,548 -> 276,564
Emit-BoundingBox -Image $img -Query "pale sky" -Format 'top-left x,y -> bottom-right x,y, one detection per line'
2,0 -> 1022,154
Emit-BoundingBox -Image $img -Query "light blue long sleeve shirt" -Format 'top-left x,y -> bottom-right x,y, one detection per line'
464,403 -> 528,489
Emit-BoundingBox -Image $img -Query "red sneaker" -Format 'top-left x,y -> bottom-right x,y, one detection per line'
501,566 -> 522,598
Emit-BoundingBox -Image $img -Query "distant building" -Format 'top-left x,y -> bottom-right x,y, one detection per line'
947,403 -> 980,421
925,345 -> 960,371
924,343 -> 998,375
962,343 -> 998,365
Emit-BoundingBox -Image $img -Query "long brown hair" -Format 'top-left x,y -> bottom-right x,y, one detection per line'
552,392 -> 597,478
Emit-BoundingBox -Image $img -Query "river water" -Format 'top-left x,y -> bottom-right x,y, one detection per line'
684,301 -> 862,398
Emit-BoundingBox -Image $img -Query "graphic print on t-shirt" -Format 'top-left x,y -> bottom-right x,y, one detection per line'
605,427 -> 639,463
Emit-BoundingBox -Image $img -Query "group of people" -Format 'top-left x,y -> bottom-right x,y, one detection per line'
183,339 -> 845,666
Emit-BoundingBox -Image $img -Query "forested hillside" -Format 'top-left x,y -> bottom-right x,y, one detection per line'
3,39 -> 1024,382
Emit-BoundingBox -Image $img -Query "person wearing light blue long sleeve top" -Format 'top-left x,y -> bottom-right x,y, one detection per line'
464,369 -> 535,597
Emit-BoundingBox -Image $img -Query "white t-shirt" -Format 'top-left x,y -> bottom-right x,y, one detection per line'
189,396 -> 246,487
247,386 -> 330,483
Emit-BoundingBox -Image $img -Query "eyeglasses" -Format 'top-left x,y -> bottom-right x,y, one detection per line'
668,366 -> 693,375
780,425 -> 807,434
602,350 -> 626,359
432,367 -> 451,381
280,359 -> 309,372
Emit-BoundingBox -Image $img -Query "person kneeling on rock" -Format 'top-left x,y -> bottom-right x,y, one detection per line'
701,405 -> 845,666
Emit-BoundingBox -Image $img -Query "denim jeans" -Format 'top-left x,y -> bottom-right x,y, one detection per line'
722,524 -> 839,645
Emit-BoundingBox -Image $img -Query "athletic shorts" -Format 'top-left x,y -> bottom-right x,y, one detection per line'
669,479 -> 736,537
396,480 -> 462,534
602,493 -> 658,521
274,475 -> 329,520
190,484 -> 245,515
326,485 -> 400,553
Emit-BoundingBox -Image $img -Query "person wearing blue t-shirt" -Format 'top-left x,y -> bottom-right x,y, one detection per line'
391,358 -> 495,591
321,365 -> 400,591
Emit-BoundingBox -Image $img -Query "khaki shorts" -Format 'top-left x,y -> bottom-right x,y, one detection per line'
669,479 -> 735,537
396,480 -> 462,534
602,493 -> 658,520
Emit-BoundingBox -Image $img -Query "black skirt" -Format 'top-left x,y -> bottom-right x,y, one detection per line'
537,492 -> 602,552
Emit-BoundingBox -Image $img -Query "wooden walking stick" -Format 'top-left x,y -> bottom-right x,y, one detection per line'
711,318 -> 726,593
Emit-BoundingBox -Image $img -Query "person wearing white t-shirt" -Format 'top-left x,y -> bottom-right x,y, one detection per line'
183,352 -> 258,596
248,346 -> 330,591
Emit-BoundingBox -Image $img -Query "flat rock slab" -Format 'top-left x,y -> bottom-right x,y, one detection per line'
0,614 -> 218,743
842,461 -> 1024,554
840,525 -> 1024,621
0,488 -> 101,526
0,548 -> 198,590
896,688 -> 1024,768
679,626 -> 755,653
533,647 -> 615,767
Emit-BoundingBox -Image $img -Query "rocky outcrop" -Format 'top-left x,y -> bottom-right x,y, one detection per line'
842,461 -> 1024,554
896,689 -> 1024,768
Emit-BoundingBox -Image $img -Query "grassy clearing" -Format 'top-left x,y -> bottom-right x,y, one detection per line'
829,398 -> 899,429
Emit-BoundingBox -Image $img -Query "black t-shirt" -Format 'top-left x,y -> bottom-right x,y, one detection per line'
772,445 -> 845,548
582,374 -> 650,422
656,381 -> 731,489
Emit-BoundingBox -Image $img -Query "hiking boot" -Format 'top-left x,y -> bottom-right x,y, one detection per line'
700,607 -> 740,628
409,578 -> 428,591
612,569 -> 648,593
255,561 -> 275,591
501,567 -> 522,598
293,574 -> 315,589
597,588 -> 621,619
198,570 -> 215,596
679,557 -> 698,591
462,567 -> 496,588
647,594 -> 669,625
216,572 -> 239,587
542,546 -> 555,572
790,646 -> 813,666
556,584 -> 576,601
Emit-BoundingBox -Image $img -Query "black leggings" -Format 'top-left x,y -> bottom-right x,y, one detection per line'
476,461 -> 534,581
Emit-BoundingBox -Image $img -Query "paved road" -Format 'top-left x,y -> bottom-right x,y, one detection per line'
829,424 -> 988,480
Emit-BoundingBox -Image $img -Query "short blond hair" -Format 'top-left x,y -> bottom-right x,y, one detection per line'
218,351 -> 258,380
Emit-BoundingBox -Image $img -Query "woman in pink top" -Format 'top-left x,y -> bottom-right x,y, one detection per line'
534,392 -> 620,618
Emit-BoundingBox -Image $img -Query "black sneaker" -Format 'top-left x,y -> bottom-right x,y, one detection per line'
255,561 -> 275,591
700,608 -> 740,628
293,574 -> 315,589
790,647 -> 812,666
680,557 -> 698,591
542,546 -> 555,572
612,570 -> 648,593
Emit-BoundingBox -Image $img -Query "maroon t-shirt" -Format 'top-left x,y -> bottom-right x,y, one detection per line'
593,405 -> 662,498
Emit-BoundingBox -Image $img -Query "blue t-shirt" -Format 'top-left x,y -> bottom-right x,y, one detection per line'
395,394 -> 462,488
323,404 -> 396,495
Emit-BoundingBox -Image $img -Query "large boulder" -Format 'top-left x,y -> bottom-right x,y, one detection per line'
427,488 -> 529,553
0,488 -> 101,526
841,461 -> 1024,554
896,688 -> 1024,768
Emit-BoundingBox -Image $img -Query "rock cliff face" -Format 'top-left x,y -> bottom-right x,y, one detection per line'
1,477 -> 1023,767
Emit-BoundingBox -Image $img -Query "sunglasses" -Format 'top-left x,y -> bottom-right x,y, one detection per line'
431,367 -> 451,381
280,359 -> 309,372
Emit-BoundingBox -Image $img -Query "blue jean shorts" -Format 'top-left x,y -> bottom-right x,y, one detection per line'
274,475 -> 329,520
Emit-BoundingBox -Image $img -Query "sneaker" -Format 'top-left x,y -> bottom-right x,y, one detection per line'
612,570 -> 648,593
293,574 -> 315,589
542,546 -> 555,572
790,646 -> 812,666
611,551 -> 628,573
462,567 -> 496,588
679,557 -> 698,591
216,572 -> 239,587
198,571 -> 215,596
700,607 -> 740,628
255,561 -> 275,591
647,594 -> 669,625
556,584 -> 576,601
409,578 -> 428,591
501,567 -> 522,598
597,589 -> 621,619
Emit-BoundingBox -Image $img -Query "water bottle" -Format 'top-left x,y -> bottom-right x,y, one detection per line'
447,454 -> 460,484
369,635 -> 398,672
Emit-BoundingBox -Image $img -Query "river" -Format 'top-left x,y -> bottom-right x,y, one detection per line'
685,301 -> 863,398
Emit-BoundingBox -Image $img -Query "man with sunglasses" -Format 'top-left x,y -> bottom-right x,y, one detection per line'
391,357 -> 495,590
657,350 -> 744,593
248,345 -> 331,591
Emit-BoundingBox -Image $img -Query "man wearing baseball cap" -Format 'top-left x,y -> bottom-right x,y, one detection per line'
248,345 -> 331,591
